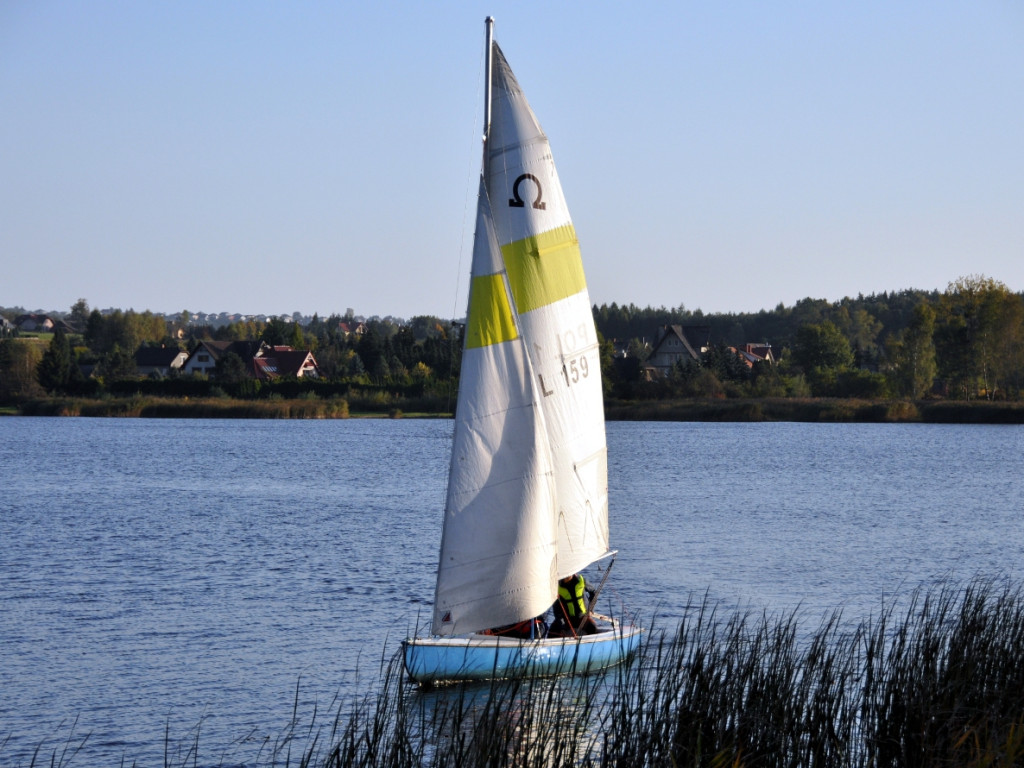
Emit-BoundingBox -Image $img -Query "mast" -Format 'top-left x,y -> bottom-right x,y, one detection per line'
483,16 -> 494,152
430,14 -> 560,636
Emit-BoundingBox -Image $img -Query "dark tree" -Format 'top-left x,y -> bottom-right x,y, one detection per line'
85,309 -> 105,351
792,321 -> 855,396
260,317 -> 289,346
288,322 -> 304,350
793,321 -> 854,374
69,298 -> 90,332
392,326 -> 418,369
702,344 -> 751,384
215,351 -> 249,385
0,339 -> 44,401
37,327 -> 73,393
357,327 -> 384,379
97,345 -> 137,382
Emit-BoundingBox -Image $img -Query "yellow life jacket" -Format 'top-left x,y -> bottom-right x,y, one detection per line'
558,575 -> 587,619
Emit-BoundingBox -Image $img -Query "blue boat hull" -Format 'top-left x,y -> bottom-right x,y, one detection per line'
401,622 -> 644,684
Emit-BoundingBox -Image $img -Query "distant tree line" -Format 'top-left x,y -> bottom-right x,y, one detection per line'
0,301 -> 461,406
2,274 -> 1023,406
597,275 -> 1024,402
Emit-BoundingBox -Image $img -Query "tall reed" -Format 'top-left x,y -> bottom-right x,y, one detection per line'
9,579 -> 1024,767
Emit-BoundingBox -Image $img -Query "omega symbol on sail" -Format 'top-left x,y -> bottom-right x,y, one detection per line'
508,173 -> 546,210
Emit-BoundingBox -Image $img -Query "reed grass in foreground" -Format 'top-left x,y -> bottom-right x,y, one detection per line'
9,579 -> 1024,767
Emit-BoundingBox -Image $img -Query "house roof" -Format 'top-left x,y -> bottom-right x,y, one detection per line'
722,344 -> 776,369
135,347 -> 187,367
744,343 -> 775,363
13,313 -> 53,328
251,350 -> 319,379
678,325 -> 711,351
650,324 -> 710,361
191,340 -> 266,363
729,347 -> 758,368
251,357 -> 278,379
273,350 -> 315,373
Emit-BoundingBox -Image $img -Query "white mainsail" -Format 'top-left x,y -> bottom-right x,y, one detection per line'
485,43 -> 610,577
431,180 -> 558,636
430,32 -> 609,637
404,24 -> 643,683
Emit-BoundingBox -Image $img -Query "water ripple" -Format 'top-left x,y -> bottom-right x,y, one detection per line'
2,418 -> 1022,765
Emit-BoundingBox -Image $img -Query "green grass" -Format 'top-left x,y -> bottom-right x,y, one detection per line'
11,578 -> 1024,767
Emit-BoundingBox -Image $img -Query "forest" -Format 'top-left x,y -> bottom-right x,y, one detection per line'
2,275 -> 1024,414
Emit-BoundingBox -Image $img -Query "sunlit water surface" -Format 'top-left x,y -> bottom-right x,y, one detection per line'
2,418 -> 1021,765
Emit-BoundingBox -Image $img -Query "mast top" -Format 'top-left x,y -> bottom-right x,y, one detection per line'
483,17 -> 494,147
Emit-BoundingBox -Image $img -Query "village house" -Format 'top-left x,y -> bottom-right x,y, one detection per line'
134,346 -> 189,377
337,320 -> 367,337
14,313 -> 54,332
180,340 -> 320,380
644,325 -> 711,377
730,343 -> 776,368
180,340 -> 265,377
251,346 -> 321,380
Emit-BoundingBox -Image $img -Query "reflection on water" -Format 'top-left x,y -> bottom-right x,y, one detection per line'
404,663 -> 620,767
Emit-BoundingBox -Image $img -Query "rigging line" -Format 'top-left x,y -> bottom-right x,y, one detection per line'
588,554 -> 616,613
555,598 -> 579,639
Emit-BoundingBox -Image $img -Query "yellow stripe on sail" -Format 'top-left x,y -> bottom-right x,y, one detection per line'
465,273 -> 519,349
501,224 -> 586,315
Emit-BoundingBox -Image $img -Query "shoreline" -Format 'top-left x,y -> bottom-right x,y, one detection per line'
5,396 -> 1024,423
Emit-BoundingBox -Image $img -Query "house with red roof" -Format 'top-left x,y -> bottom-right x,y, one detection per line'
181,340 -> 320,380
251,347 -> 320,380
181,340 -> 266,377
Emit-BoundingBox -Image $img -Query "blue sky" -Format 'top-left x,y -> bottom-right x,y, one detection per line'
3,2 -> 1022,320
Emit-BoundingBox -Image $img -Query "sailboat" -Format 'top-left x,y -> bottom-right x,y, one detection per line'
402,18 -> 643,685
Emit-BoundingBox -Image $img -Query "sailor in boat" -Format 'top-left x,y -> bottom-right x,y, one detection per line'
481,615 -> 547,639
481,573 -> 599,640
550,574 -> 598,637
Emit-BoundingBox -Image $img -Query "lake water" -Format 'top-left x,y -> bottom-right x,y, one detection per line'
2,417 -> 1022,766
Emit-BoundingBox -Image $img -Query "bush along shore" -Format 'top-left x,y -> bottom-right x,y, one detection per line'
12,395 -> 1024,423
603,397 -> 1024,424
10,578 -> 1024,767
14,391 -> 454,419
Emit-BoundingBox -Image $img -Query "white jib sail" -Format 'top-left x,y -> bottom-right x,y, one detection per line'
485,43 -> 610,578
431,180 -> 559,637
